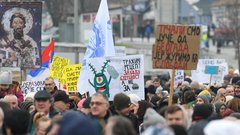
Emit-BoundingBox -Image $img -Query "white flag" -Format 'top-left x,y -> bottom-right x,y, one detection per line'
77,0 -> 115,94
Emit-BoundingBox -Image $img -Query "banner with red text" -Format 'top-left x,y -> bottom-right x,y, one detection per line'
86,55 -> 144,100
152,24 -> 200,70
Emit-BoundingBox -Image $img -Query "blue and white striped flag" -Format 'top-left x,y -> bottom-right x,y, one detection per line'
77,0 -> 115,94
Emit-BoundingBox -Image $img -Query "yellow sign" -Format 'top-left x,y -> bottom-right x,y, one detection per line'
50,56 -> 70,79
61,64 -> 82,92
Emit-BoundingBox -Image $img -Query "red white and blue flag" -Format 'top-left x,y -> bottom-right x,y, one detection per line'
28,39 -> 54,77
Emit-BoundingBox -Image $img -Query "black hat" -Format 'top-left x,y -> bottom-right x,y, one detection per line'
113,93 -> 131,111
54,91 -> 69,103
19,101 -> 33,112
34,90 -> 51,100
192,104 -> 213,121
83,97 -> 91,109
147,85 -> 156,94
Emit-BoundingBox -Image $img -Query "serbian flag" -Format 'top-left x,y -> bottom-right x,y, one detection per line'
28,39 -> 55,77
77,0 -> 115,94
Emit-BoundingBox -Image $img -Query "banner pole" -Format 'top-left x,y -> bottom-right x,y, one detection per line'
168,69 -> 175,106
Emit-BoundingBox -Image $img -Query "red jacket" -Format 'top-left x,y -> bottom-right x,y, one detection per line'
0,85 -> 24,103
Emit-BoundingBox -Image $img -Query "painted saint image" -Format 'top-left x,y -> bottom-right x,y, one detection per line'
0,2 -> 42,68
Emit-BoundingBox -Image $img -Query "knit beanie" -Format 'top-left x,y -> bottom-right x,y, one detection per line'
190,81 -> 200,90
214,102 -> 226,114
192,104 -> 213,121
128,93 -> 141,106
143,108 -> 165,129
113,93 -> 131,111
197,94 -> 210,104
198,90 -> 211,97
19,101 -> 33,112
0,71 -> 12,84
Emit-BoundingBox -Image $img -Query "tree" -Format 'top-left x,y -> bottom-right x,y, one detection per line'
213,0 -> 240,71
225,0 -> 240,71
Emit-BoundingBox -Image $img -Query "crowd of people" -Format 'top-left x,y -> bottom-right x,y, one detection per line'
0,70 -> 240,135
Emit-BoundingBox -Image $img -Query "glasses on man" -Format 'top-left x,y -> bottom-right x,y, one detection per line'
45,83 -> 53,86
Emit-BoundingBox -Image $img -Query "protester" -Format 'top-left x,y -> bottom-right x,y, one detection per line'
113,93 -> 139,133
227,97 -> 240,113
234,80 -> 240,98
165,105 -> 189,129
226,85 -> 234,96
44,77 -> 59,97
211,93 -> 226,103
0,71 -> 24,103
128,93 -> 152,125
0,101 -> 11,115
146,85 -> 157,102
19,101 -> 35,113
78,97 -> 91,115
196,94 -> 210,105
29,90 -> 59,133
105,116 -> 137,135
24,92 -> 35,101
90,92 -> 111,133
128,93 -> 141,114
4,109 -> 30,135
192,104 -> 213,122
53,91 -> 70,113
217,88 -> 227,96
143,108 -> 165,130
214,102 -> 227,117
35,116 -> 51,135
58,111 -> 100,135
3,94 -> 18,109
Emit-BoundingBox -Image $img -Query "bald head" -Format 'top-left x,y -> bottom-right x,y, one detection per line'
4,94 -> 18,109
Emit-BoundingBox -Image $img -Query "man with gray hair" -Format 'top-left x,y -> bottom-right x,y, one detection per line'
90,92 -> 111,132
4,94 -> 18,109
44,77 -> 59,97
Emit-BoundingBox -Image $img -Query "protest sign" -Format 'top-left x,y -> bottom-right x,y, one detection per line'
86,55 -> 144,100
152,24 -> 200,70
50,56 -> 70,79
61,64 -> 82,92
21,81 -> 45,95
191,59 -> 228,84
174,70 -> 184,88
0,2 -> 42,68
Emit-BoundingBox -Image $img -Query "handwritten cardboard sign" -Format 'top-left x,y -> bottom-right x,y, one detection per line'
50,56 -> 70,79
61,64 -> 82,92
21,81 -> 45,95
191,59 -> 228,84
152,24 -> 200,70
